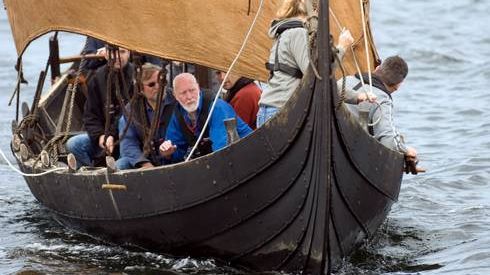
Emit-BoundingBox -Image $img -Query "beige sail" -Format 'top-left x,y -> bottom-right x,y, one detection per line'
4,0 -> 378,81
330,0 -> 381,78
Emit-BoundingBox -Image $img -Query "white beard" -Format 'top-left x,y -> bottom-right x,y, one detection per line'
181,93 -> 200,113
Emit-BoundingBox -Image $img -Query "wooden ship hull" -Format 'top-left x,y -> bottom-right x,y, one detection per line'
6,0 -> 404,273
14,67 -> 403,274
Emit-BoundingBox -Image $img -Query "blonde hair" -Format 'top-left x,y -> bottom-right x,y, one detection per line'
141,62 -> 162,81
276,0 -> 307,19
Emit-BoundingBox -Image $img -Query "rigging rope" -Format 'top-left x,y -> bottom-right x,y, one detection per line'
329,5 -> 382,127
329,7 -> 369,93
359,0 -> 374,95
15,59 -> 23,122
31,37 -> 89,166
185,0 -> 265,162
143,69 -> 166,158
0,148 -> 66,177
61,52 -> 87,146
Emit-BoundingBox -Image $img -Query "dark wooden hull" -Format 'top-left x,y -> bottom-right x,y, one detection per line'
16,65 -> 403,273
12,4 -> 404,273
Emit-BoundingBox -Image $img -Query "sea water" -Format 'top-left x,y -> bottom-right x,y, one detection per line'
1,1 -> 489,274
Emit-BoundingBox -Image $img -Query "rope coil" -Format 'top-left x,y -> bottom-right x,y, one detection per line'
0,148 -> 66,177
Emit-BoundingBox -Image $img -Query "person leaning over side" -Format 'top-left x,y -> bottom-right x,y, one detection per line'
338,55 -> 417,159
116,63 -> 176,170
216,71 -> 261,129
159,73 -> 252,163
66,46 -> 134,168
257,0 -> 357,127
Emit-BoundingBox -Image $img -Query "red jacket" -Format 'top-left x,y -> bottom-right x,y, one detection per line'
229,82 -> 261,129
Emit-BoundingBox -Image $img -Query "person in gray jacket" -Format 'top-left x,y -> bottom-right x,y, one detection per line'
257,0 -> 356,127
338,55 -> 417,158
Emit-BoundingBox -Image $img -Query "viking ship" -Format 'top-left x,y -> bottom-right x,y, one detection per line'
4,0 -> 406,273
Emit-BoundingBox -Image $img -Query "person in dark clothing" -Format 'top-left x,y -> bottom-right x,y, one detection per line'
81,37 -> 165,71
66,46 -> 134,168
81,37 -> 106,71
116,63 -> 176,170
216,71 -> 261,129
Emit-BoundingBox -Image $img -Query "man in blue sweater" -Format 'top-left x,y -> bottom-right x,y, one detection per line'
160,73 -> 252,162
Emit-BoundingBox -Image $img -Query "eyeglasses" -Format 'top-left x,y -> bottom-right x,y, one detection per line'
144,81 -> 158,88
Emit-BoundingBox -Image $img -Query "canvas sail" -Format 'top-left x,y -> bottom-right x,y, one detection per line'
4,0 -> 378,81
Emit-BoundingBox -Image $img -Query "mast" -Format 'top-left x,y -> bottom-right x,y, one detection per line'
318,0 -> 333,273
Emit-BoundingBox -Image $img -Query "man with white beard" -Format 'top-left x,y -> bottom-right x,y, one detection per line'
159,73 -> 252,162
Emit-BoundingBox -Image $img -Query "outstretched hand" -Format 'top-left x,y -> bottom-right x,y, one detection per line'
337,29 -> 354,50
404,147 -> 425,175
159,140 -> 177,158
405,147 -> 417,159
97,47 -> 107,58
357,92 -> 377,103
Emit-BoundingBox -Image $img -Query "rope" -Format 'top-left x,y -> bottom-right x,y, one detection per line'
329,7 -> 370,97
305,0 -> 322,79
0,148 -> 66,177
184,0 -> 265,162
101,47 -> 122,156
143,69 -> 166,157
330,6 -> 373,98
329,3 -> 383,129
329,7 -> 343,31
109,48 -> 140,151
15,59 -> 23,122
116,59 -> 143,150
357,0 -> 382,128
32,37 -> 90,166
61,49 -> 88,146
359,0 -> 374,95
335,53 -> 347,109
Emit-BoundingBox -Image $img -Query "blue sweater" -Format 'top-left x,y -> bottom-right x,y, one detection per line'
118,96 -> 175,167
165,93 -> 252,162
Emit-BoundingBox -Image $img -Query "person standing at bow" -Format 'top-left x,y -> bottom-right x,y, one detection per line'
257,0 -> 355,127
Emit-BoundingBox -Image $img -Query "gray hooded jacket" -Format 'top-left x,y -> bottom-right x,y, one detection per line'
338,74 -> 407,153
260,18 -> 346,109
259,18 -> 309,108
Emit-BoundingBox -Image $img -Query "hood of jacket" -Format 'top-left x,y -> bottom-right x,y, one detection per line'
268,18 -> 305,39
355,73 -> 392,99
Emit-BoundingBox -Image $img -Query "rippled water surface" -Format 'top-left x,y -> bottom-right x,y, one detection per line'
1,1 -> 489,274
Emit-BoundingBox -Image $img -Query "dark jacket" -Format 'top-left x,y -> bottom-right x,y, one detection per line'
118,95 -> 176,167
81,37 -> 165,71
83,63 -> 135,145
81,37 -> 106,71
